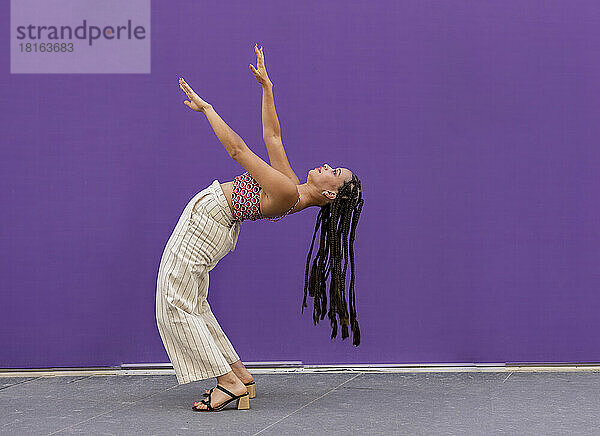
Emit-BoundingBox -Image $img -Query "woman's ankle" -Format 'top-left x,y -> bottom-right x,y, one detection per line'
216,371 -> 243,386
228,360 -> 253,383
232,368 -> 253,383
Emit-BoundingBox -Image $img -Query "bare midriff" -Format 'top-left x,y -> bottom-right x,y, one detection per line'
219,181 -> 236,217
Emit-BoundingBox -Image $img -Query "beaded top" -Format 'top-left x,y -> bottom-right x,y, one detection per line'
231,172 -> 300,223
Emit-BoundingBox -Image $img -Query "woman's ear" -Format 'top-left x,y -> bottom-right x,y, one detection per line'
322,190 -> 336,200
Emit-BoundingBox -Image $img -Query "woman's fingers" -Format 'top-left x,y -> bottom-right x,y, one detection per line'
178,78 -> 205,111
180,83 -> 191,98
179,78 -> 194,94
181,87 -> 196,104
254,44 -> 264,60
259,52 -> 265,68
250,64 -> 261,77
181,79 -> 192,94
180,80 -> 197,99
178,78 -> 188,92
251,44 -> 268,82
250,65 -> 264,83
249,65 -> 259,82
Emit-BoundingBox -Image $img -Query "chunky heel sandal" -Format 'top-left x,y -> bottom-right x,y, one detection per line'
192,385 -> 250,412
245,381 -> 256,399
204,380 -> 256,399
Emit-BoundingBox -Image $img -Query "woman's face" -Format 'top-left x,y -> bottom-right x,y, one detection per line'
308,163 -> 353,193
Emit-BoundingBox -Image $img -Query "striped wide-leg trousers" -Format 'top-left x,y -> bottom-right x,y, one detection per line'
155,179 -> 241,384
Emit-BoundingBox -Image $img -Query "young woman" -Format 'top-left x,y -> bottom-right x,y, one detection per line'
155,44 -> 364,412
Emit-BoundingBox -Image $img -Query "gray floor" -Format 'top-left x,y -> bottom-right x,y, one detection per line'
1,371 -> 600,435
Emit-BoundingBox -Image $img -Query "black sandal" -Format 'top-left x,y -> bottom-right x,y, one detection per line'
204,380 -> 256,399
192,385 -> 250,412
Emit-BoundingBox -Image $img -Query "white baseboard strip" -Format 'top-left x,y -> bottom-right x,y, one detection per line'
1,363 -> 600,378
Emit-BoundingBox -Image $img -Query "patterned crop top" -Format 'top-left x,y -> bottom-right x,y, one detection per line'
231,172 -> 300,223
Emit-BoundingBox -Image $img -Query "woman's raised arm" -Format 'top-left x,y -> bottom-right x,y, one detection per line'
178,75 -> 297,204
249,45 -> 278,137
249,45 -> 300,185
179,77 -> 244,158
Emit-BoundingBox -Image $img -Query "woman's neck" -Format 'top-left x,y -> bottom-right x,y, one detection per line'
291,183 -> 327,214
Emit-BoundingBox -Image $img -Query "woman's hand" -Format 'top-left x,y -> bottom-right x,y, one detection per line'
179,77 -> 212,113
249,44 -> 273,87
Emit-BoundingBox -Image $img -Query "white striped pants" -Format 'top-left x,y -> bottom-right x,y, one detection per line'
155,179 -> 241,384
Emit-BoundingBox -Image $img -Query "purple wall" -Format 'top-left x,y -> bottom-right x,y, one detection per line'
2,0 -> 600,368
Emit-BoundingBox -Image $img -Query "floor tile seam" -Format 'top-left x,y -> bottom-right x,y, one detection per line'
0,376 -> 43,391
66,376 -> 93,384
44,383 -> 180,436
250,373 -> 361,436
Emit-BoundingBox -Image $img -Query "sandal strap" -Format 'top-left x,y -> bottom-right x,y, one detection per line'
215,384 -> 236,398
200,393 -> 214,411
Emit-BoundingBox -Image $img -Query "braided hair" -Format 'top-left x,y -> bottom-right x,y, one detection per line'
302,173 -> 364,346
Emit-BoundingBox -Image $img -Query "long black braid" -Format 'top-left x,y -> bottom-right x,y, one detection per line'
302,173 -> 364,346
